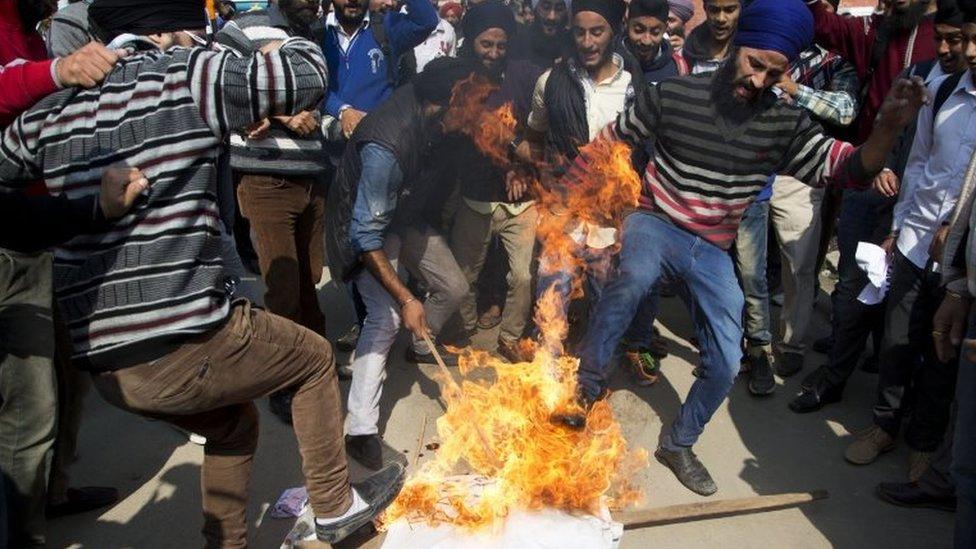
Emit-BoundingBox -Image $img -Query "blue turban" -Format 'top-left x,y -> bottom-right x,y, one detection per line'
732,0 -> 814,62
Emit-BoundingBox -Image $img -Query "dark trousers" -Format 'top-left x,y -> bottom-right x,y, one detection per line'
92,301 -> 350,548
952,304 -> 976,548
237,173 -> 327,336
873,252 -> 956,452
0,251 -> 56,547
822,191 -> 887,388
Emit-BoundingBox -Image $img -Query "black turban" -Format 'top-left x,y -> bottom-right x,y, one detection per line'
462,0 -> 517,43
936,0 -> 965,26
90,0 -> 208,41
960,0 -> 976,22
628,0 -> 671,23
572,0 -> 627,31
414,57 -> 476,106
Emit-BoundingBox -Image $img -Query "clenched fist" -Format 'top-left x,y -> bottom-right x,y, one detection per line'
56,42 -> 127,89
99,165 -> 149,219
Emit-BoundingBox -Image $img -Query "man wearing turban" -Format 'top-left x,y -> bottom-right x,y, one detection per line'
559,0 -> 929,498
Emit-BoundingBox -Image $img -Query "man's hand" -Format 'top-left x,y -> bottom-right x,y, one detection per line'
933,292 -> 972,363
775,72 -> 799,97
340,108 -> 367,138
99,165 -> 149,219
872,168 -> 900,198
929,225 -> 951,263
401,298 -> 430,338
246,118 -> 271,140
277,110 -> 320,136
668,34 -> 685,51
877,76 -> 930,132
505,171 -> 529,202
56,42 -> 126,88
881,233 -> 896,259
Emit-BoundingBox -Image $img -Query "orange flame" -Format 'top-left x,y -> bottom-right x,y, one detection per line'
379,75 -> 647,532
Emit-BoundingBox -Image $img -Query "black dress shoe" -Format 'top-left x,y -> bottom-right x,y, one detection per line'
876,482 -> 956,512
655,446 -> 717,496
316,463 -> 406,543
550,389 -> 607,430
789,381 -> 843,414
46,487 -> 119,518
268,390 -> 294,424
345,434 -> 384,470
747,352 -> 776,396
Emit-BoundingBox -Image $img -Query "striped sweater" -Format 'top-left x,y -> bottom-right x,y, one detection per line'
0,38 -> 328,366
601,72 -> 868,249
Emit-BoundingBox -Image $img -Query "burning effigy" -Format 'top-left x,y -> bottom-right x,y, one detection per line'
377,76 -> 649,545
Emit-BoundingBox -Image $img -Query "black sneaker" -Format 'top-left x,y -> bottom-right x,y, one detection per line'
345,434 -> 384,470
775,351 -> 804,378
405,344 -> 459,367
336,324 -> 361,353
655,446 -> 718,496
268,390 -> 294,425
747,351 -> 776,396
315,463 -> 406,544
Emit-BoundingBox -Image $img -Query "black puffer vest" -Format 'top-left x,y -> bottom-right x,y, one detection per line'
325,85 -> 429,282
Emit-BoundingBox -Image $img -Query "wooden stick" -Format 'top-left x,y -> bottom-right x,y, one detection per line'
414,415 -> 428,468
612,490 -> 828,530
421,333 -> 501,469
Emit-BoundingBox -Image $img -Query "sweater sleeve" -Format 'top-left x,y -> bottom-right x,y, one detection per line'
0,60 -> 60,128
187,37 -> 329,138
386,0 -> 439,55
779,112 -> 868,189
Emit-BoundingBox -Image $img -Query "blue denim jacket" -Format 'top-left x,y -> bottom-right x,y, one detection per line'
348,142 -> 404,256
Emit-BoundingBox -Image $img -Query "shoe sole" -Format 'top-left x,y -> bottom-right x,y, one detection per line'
318,464 -> 406,544
875,486 -> 956,512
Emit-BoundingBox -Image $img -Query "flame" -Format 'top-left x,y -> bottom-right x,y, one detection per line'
379,75 -> 647,532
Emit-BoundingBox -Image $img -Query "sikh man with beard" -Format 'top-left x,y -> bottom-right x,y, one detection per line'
445,1 -> 544,364
508,0 -> 573,68
667,0 -> 695,52
325,58 -> 475,472
559,0 -> 930,497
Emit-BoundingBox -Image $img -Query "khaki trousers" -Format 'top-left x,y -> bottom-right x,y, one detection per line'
770,175 -> 824,356
92,301 -> 349,548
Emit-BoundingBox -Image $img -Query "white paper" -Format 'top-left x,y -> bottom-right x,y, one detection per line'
855,242 -> 891,305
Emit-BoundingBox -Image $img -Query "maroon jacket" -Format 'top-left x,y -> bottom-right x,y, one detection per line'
0,0 -> 59,126
807,1 -> 935,144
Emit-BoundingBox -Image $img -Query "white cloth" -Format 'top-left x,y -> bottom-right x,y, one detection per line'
414,18 -> 457,73
856,242 -> 892,305
527,54 -> 633,141
893,73 -> 976,270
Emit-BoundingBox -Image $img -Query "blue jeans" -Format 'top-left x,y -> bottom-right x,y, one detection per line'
579,213 -> 744,449
953,304 -> 976,548
732,200 -> 771,347
536,242 -> 658,350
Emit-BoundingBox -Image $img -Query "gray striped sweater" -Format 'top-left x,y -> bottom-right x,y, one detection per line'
217,8 -> 330,176
0,38 -> 328,366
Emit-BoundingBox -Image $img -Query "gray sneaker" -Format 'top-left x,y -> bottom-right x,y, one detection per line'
315,463 -> 406,544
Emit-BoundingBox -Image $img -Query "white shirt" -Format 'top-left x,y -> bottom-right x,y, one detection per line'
326,11 -> 371,52
894,72 -> 976,270
527,54 -> 633,141
413,19 -> 457,73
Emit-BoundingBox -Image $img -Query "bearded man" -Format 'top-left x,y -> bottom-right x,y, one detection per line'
560,0 -> 929,497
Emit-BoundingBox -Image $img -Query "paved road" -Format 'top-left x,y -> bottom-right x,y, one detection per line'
47,271 -> 954,548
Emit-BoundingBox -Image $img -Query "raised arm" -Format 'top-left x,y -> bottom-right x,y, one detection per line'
386,0 -> 440,55
188,37 -> 329,138
803,0 -> 874,68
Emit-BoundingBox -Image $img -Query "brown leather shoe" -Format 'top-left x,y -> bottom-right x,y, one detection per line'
845,425 -> 896,465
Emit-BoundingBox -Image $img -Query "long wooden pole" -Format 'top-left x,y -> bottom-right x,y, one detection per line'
421,333 -> 502,470
612,490 -> 828,530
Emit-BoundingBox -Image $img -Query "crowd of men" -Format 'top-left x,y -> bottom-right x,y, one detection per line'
0,0 -> 974,546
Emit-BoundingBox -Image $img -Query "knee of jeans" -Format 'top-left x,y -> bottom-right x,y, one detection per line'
364,305 -> 401,334
443,276 -> 469,307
